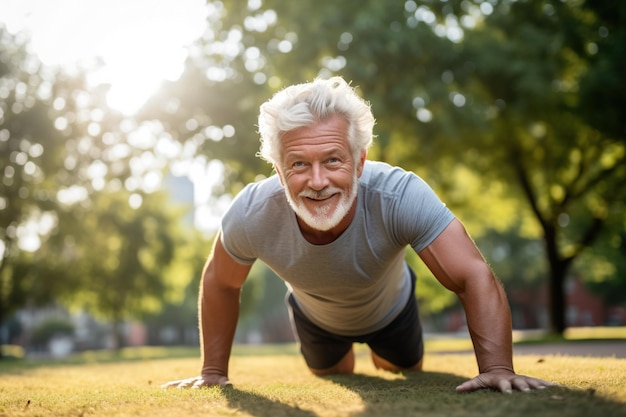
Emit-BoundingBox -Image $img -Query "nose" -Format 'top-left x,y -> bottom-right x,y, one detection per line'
308,163 -> 329,191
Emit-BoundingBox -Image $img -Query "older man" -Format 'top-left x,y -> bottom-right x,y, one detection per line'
163,77 -> 555,393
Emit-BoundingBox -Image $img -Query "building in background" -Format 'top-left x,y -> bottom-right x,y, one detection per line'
164,175 -> 195,226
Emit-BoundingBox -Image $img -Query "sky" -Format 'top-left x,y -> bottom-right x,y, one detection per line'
0,0 -> 209,115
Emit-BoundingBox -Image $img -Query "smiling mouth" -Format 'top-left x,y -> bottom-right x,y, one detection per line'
305,194 -> 336,202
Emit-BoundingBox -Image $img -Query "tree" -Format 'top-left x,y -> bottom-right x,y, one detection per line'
450,0 -> 626,334
0,25 -> 205,353
48,189 -> 185,349
0,26 -> 72,345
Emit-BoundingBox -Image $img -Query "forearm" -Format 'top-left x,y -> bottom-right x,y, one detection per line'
460,276 -> 514,374
418,220 -> 553,393
198,276 -> 241,377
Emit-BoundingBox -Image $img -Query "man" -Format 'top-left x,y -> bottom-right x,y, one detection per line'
164,77 -> 555,393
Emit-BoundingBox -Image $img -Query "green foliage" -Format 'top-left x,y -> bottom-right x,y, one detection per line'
576,0 -> 626,139
0,24 -> 206,346
406,250 -> 457,315
0,26 -> 78,335
2,0 -> 625,341
153,0 -> 624,332
575,211 -> 626,306
236,262 -> 293,342
238,261 -> 265,320
476,227 -> 547,288
51,189 -> 185,321
0,24 -> 136,336
454,0 -> 625,332
131,0 -> 626,330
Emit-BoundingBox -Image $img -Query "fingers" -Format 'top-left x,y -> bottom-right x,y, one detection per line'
455,374 -> 488,393
524,376 -> 558,390
160,379 -> 185,389
510,375 -> 555,392
161,377 -> 199,389
508,376 -> 557,393
457,373 -> 557,394
497,378 -> 513,394
455,380 -> 480,393
161,375 -> 232,389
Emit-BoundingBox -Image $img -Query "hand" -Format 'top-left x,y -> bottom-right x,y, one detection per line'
161,374 -> 232,389
456,370 -> 557,394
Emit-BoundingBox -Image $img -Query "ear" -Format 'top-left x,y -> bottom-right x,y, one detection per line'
356,150 -> 367,178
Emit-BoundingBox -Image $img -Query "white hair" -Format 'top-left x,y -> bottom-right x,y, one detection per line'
257,76 -> 375,165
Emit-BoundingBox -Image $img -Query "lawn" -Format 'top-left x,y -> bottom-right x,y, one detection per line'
0,333 -> 625,417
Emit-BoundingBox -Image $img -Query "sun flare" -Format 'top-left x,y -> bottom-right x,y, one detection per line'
0,0 -> 208,115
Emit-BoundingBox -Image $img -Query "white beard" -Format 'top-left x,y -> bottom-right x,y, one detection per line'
284,175 -> 358,232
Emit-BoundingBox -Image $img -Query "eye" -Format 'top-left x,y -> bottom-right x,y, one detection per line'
292,161 -> 306,168
325,157 -> 341,166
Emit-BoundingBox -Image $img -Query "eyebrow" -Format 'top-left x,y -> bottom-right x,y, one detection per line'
286,147 -> 348,160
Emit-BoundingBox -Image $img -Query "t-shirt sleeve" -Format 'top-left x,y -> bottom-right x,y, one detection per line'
392,173 -> 455,253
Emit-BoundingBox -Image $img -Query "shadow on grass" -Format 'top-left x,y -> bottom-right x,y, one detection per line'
217,372 -> 466,417
326,372 -> 626,417
221,371 -> 626,417
222,386 -> 317,417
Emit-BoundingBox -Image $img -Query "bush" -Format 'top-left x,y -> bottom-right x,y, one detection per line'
0,344 -> 25,360
31,318 -> 75,347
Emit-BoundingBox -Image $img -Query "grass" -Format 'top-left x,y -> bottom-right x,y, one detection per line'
0,329 -> 624,417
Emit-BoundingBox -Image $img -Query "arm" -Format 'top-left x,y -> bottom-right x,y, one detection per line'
419,218 -> 555,393
162,230 -> 252,389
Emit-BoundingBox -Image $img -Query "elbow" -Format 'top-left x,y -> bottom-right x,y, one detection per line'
454,262 -> 501,299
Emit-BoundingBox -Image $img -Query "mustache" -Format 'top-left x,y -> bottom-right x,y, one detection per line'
298,187 -> 342,200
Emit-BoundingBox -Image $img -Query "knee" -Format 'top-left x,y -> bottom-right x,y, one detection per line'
309,348 -> 355,375
371,350 -> 423,372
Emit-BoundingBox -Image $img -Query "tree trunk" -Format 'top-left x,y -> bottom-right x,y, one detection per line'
548,261 -> 567,335
544,224 -> 568,335
111,319 -> 124,351
0,261 -> 5,359
0,308 -> 4,359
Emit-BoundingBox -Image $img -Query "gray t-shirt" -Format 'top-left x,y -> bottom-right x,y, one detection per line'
221,160 -> 455,336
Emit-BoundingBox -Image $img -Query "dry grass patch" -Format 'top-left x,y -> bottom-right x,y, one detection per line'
1,347 -> 625,417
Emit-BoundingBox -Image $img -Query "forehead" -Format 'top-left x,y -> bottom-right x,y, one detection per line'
280,116 -> 351,154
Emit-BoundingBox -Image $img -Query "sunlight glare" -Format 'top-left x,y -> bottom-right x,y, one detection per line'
0,0 -> 208,115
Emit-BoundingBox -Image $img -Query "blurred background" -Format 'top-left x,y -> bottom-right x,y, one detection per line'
0,0 -> 624,359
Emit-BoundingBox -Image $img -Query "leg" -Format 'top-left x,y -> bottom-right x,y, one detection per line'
286,293 -> 355,375
367,268 -> 424,372
371,349 -> 423,372
310,347 -> 355,375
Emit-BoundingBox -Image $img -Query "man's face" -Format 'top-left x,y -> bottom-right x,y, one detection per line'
276,116 -> 365,233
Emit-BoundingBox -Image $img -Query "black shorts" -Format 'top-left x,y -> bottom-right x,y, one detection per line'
286,269 -> 423,370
